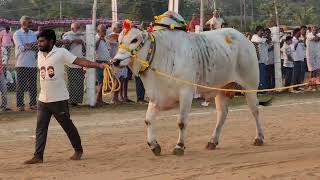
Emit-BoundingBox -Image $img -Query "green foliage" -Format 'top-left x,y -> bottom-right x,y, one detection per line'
0,0 -> 319,28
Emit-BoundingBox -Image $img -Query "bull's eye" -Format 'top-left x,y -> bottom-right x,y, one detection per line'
131,38 -> 138,44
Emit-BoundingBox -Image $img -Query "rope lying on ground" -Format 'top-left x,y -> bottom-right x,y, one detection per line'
102,65 -> 121,96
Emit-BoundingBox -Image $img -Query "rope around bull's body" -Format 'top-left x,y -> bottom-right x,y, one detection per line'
153,69 -> 313,93
133,56 -> 315,93
102,62 -> 315,95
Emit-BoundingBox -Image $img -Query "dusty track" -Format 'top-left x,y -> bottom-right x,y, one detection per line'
1,99 -> 320,180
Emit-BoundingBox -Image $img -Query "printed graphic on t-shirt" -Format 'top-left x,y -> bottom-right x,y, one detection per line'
39,66 -> 56,80
47,66 -> 55,79
40,66 -> 46,80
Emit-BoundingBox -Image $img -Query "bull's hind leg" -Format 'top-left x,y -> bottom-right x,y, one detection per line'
207,92 -> 229,150
145,102 -> 161,156
173,90 -> 193,156
245,92 -> 264,146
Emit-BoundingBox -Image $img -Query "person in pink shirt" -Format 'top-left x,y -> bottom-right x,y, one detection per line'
0,26 -> 14,59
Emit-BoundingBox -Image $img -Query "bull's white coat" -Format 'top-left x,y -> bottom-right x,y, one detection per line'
114,26 -> 264,155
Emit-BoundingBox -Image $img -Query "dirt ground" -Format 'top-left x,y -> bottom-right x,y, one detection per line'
1,96 -> 320,180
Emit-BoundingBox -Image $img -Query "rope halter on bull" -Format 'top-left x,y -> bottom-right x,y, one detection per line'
116,19 -> 319,93
117,14 -> 187,73
117,19 -> 157,73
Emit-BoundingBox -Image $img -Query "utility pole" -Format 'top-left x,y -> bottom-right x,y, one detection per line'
112,0 -> 118,23
200,0 -> 204,31
86,0 -> 98,107
168,0 -> 179,13
272,0 -> 283,88
59,0 -> 62,18
92,0 -> 97,28
251,0 -> 254,23
240,0 -> 243,31
243,0 -> 247,31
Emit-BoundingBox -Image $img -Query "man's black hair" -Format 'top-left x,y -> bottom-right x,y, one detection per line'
293,28 -> 301,36
300,25 -> 307,29
285,36 -> 293,42
37,29 -> 56,44
255,25 -> 264,33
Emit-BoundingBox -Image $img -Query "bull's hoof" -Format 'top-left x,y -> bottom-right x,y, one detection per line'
173,148 -> 185,156
206,142 -> 218,150
151,144 -> 162,156
253,138 -> 264,146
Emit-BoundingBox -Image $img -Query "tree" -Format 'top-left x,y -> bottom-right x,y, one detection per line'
292,6 -> 317,25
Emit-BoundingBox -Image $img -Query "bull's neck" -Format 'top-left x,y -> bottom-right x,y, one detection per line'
146,30 -> 187,72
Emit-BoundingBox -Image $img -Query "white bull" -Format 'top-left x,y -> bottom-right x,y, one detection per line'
114,27 -> 264,156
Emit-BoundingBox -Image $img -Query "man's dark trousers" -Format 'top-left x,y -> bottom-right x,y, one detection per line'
34,100 -> 82,160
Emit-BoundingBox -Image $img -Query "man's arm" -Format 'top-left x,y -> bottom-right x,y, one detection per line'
0,33 -> 3,46
11,34 -> 15,46
13,32 -> 26,52
72,39 -> 84,45
73,57 -> 110,69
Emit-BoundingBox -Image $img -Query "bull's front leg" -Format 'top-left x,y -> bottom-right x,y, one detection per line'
145,102 -> 161,156
173,89 -> 193,156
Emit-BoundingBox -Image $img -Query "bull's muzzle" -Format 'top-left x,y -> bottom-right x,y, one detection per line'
112,59 -> 122,67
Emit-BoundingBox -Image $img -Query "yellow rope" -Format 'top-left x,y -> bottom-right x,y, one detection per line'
153,70 -> 314,93
119,34 -> 314,93
102,65 -> 121,96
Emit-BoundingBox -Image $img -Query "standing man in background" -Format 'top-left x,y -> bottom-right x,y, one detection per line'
251,26 -> 268,91
291,28 -> 306,92
0,26 -> 14,63
13,16 -> 38,111
95,24 -> 111,106
206,9 -> 224,30
62,22 -> 86,106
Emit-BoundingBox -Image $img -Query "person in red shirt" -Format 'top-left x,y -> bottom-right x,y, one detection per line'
188,15 -> 200,32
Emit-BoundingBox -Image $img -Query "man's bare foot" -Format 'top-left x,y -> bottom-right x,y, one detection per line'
24,157 -> 43,164
70,150 -> 83,160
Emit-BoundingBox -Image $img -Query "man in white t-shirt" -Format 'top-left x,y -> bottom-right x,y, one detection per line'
205,9 -> 224,30
291,28 -> 306,92
24,29 -> 108,164
251,26 -> 268,90
281,36 -> 294,89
